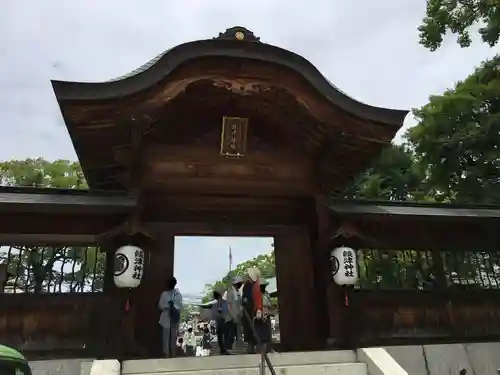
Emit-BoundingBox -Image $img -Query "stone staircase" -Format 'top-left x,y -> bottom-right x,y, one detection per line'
207,329 -> 281,356
209,339 -> 248,356
119,350 -> 366,375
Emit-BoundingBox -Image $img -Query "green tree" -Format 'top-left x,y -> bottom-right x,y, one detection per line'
419,0 -> 500,51
408,55 -> 500,204
201,251 -> 275,303
0,158 -> 87,188
0,158 -> 105,293
344,56 -> 500,288
345,144 -> 427,201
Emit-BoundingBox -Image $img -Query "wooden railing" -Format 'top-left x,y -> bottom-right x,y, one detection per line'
242,309 -> 277,375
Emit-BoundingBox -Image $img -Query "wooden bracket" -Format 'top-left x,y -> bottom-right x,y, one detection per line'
332,222 -> 364,240
97,222 -> 155,251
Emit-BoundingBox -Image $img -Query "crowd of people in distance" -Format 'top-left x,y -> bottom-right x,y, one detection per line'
158,267 -> 276,357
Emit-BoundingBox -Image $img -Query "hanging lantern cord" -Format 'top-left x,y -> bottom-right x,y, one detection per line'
343,286 -> 349,307
125,288 -> 132,312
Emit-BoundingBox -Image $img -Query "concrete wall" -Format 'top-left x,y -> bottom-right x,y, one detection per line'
30,359 -> 94,375
385,343 -> 500,375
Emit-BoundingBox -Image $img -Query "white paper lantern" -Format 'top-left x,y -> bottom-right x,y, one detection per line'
331,246 -> 359,285
113,245 -> 144,288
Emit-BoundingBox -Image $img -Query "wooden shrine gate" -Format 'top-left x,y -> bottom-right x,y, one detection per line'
0,26 -> 456,359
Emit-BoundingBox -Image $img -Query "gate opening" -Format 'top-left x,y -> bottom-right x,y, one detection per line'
173,236 -> 279,355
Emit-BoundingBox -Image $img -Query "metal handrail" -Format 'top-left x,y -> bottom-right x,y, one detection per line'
242,308 -> 277,375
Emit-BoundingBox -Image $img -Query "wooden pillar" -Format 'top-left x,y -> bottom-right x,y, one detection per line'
315,196 -> 347,346
0,264 -> 8,293
313,195 -> 332,347
94,241 -> 124,358
102,246 -> 115,292
134,224 -> 175,357
274,226 -> 320,351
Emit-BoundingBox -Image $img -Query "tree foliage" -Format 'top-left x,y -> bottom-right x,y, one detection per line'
419,0 -> 500,51
345,55 -> 500,289
349,55 -> 500,206
345,145 -> 427,201
409,55 -> 500,204
0,158 -> 87,189
202,252 -> 275,303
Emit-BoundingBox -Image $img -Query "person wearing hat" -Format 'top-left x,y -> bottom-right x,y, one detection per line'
224,275 -> 244,349
242,267 -> 266,354
211,285 -> 231,355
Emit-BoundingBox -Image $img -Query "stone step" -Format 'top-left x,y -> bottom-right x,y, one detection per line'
122,350 -> 358,374
208,339 -> 249,355
124,363 -> 366,375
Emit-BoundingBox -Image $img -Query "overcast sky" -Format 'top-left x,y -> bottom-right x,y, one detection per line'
0,0 -> 497,298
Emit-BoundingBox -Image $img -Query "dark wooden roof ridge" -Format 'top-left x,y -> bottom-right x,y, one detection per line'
328,199 -> 500,218
0,185 -> 133,197
51,26 -> 408,126
0,186 -> 136,213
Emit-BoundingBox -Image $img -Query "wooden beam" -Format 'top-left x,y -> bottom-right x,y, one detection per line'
327,217 -> 500,251
0,234 -> 97,246
144,222 -> 291,236
0,189 -> 136,215
143,194 -> 310,211
141,145 -> 316,195
142,195 -> 312,223
328,200 -> 500,219
143,210 -> 305,226
0,213 -> 125,236
144,179 -> 314,196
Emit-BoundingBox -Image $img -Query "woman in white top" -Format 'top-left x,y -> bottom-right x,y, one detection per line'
158,277 -> 183,357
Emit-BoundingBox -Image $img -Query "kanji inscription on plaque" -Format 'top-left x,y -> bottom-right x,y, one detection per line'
220,116 -> 248,157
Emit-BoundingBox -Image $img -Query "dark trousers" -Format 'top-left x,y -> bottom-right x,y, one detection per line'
225,320 -> 237,349
216,320 -> 228,354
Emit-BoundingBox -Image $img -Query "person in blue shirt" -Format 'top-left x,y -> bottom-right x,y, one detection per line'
158,277 -> 183,357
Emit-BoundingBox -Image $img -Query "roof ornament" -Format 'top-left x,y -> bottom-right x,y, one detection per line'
214,26 -> 261,42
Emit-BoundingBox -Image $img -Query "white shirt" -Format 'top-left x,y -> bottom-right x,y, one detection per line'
224,285 -> 242,321
158,288 -> 183,328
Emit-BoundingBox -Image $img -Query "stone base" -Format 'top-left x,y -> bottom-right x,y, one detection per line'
117,350 -> 364,375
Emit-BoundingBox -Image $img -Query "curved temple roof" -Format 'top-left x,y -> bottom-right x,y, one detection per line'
51,26 -> 408,127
